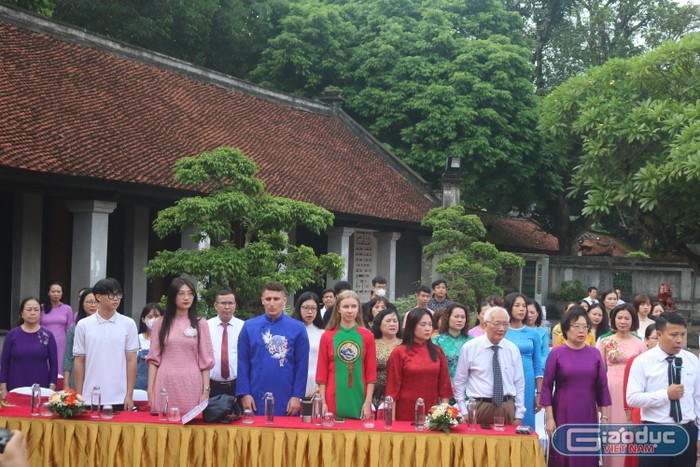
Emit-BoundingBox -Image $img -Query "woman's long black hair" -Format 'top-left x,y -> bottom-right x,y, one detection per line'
402,308 -> 438,362
158,277 -> 200,349
42,280 -> 65,314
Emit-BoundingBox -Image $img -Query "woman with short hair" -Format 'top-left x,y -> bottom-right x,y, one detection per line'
432,303 -> 471,379
371,307 -> 402,403
542,306 -> 611,467
0,297 -> 58,399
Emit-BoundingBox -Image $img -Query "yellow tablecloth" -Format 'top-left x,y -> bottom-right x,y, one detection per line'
0,416 -> 546,467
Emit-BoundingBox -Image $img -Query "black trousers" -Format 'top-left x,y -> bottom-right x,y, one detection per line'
638,422 -> 698,467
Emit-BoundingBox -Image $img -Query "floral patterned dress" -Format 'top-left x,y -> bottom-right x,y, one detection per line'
431,333 -> 471,379
597,334 -> 646,467
374,339 -> 400,404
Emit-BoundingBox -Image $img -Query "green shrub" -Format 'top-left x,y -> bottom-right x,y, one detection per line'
548,279 -> 586,303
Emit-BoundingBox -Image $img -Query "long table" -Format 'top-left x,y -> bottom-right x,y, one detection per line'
0,404 -> 546,467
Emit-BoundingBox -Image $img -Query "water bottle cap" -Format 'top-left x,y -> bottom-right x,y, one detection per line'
93,386 -> 100,391
417,398 -> 424,404
160,387 -> 167,394
265,392 -> 273,397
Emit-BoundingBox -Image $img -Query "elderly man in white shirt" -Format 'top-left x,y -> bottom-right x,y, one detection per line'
207,289 -> 245,398
627,312 -> 700,467
453,306 -> 525,425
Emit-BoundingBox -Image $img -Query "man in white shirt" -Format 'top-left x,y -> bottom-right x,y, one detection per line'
207,289 -> 244,398
73,278 -> 139,411
583,286 -> 599,306
627,312 -> 700,466
453,307 -> 525,425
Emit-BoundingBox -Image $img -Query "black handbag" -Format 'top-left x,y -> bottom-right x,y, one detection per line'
202,394 -> 242,423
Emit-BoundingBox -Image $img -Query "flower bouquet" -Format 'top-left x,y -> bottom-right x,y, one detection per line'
48,389 -> 87,418
426,403 -> 463,433
601,337 -> 622,363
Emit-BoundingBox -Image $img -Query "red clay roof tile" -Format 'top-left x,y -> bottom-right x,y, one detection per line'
0,16 -> 437,224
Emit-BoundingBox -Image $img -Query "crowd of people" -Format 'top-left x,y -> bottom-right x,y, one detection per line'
1,277 -> 699,467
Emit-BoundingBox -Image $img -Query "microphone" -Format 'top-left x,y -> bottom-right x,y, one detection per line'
674,357 -> 683,385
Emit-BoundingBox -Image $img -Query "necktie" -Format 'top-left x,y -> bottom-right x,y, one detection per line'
221,323 -> 230,380
666,356 -> 681,422
492,346 -> 504,406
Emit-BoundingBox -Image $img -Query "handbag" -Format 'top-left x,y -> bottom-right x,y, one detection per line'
202,394 -> 242,423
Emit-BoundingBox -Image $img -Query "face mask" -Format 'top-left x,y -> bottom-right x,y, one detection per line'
375,288 -> 386,297
145,318 -> 156,330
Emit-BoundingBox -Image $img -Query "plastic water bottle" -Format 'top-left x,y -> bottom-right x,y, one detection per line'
467,398 -> 479,431
384,396 -> 394,429
159,387 -> 169,421
264,392 -> 275,424
312,394 -> 323,426
414,398 -> 425,430
90,386 -> 101,418
31,384 -> 41,416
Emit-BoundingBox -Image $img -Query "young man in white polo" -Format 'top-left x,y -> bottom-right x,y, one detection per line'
73,278 -> 139,411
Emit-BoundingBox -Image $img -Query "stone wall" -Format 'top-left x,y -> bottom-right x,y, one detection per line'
548,256 -> 699,303
548,256 -> 700,347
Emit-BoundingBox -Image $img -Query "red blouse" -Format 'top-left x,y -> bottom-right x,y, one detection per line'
385,342 -> 453,421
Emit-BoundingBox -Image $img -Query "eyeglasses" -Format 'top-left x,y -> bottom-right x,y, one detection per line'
107,293 -> 123,300
486,321 -> 510,329
301,306 -> 318,312
84,300 -> 98,305
570,324 -> 591,331
216,301 -> 235,308
177,291 -> 195,298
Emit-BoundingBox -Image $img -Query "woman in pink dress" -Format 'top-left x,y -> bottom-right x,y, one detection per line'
597,304 -> 646,467
40,281 -> 74,371
147,278 -> 214,414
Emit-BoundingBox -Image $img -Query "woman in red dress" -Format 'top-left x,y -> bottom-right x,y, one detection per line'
385,308 -> 452,421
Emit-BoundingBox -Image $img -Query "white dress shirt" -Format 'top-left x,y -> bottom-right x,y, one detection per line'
453,334 -> 525,419
627,345 -> 700,438
208,316 -> 244,382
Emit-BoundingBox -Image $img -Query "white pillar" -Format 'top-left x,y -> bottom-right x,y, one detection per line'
66,200 -> 117,306
123,206 -> 149,318
419,235 -> 439,286
11,194 -> 43,309
374,232 -> 401,302
326,227 -> 354,287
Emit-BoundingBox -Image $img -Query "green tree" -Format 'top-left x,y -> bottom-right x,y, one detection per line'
144,147 -> 344,305
5,0 -> 55,16
422,205 -> 525,308
504,0 -> 700,92
543,33 -> 700,272
250,0 -> 544,213
52,0 -> 285,76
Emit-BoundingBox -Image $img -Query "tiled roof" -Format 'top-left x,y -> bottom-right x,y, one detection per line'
0,9 -> 437,224
475,211 -> 559,253
577,233 -> 629,257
